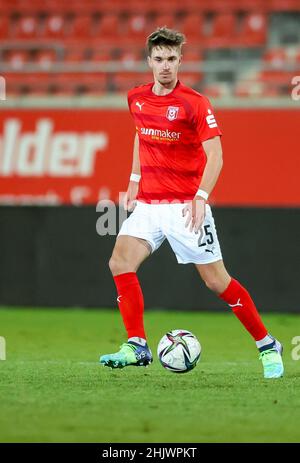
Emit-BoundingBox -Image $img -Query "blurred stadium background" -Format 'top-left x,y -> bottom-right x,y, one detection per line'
0,0 -> 299,312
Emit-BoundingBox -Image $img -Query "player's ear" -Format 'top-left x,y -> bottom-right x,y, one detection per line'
178,54 -> 182,66
147,55 -> 152,69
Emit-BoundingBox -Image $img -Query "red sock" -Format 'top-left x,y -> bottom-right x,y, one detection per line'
219,278 -> 267,341
113,272 -> 146,340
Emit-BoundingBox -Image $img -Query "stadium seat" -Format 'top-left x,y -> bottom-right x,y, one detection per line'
96,14 -> 121,38
6,73 -> 51,95
180,14 -> 204,42
263,47 -> 288,69
239,13 -> 267,46
234,81 -> 264,97
64,48 -> 85,63
13,15 -> 40,39
42,14 -> 66,39
182,49 -> 202,63
35,50 -> 57,70
119,50 -> 140,70
202,82 -> 231,98
206,13 -> 237,48
0,16 -> 9,38
112,72 -> 152,92
179,72 -> 203,90
90,49 -> 112,62
68,15 -> 94,39
269,0 -> 300,12
152,14 -> 176,30
6,50 -> 29,70
126,14 -> 148,39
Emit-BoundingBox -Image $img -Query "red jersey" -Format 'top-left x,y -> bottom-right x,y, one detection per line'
127,80 -> 222,202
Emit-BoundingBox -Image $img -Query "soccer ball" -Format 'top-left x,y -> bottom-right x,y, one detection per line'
157,329 -> 201,373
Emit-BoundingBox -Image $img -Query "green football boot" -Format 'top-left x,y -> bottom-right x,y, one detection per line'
259,338 -> 284,379
99,341 -> 153,369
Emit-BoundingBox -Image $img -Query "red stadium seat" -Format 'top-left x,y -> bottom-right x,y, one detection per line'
182,49 -> 202,63
68,15 -> 93,39
269,0 -> 300,12
126,14 -> 148,39
239,13 -> 267,46
202,82 -> 230,98
112,72 -> 152,92
35,50 -> 57,70
64,48 -> 85,62
0,16 -> 9,38
13,15 -> 40,39
206,13 -> 237,48
42,14 -> 66,39
234,81 -> 263,97
6,73 -> 51,95
119,50 -> 140,70
180,72 -> 203,89
96,14 -> 121,38
90,49 -> 112,62
263,47 -> 288,69
153,14 -> 176,30
180,14 -> 204,42
6,50 -> 29,70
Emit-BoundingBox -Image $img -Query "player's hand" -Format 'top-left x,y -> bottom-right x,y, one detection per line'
182,196 -> 206,233
123,180 -> 139,211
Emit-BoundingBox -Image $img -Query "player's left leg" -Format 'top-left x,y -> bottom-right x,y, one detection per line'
165,203 -> 283,378
195,260 -> 284,379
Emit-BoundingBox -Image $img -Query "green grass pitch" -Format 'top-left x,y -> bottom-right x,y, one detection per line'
0,307 -> 299,443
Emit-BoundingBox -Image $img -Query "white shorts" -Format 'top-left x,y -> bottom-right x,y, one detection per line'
118,201 -> 223,264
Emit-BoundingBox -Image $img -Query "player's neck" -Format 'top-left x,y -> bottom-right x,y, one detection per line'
152,79 -> 178,96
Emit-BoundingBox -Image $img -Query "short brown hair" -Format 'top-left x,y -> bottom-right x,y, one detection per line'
147,27 -> 186,56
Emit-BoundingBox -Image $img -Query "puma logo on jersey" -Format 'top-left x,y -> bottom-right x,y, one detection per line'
228,298 -> 243,308
206,109 -> 217,128
136,101 -> 145,111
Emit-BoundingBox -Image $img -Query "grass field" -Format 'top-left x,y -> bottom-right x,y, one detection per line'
0,307 -> 299,443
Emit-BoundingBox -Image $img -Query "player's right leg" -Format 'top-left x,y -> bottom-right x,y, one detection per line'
99,235 -> 153,368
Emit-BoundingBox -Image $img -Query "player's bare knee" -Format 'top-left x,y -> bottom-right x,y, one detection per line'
108,255 -> 122,275
108,255 -> 130,276
203,277 -> 222,294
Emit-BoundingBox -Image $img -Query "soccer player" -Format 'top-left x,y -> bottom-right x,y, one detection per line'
100,27 -> 284,379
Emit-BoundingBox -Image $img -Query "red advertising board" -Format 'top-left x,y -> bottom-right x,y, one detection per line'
0,108 -> 299,206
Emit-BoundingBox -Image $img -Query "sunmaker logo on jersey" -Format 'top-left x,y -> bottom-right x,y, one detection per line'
140,127 -> 181,142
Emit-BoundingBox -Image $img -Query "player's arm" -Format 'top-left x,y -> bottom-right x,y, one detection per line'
124,133 -> 140,211
183,135 -> 223,233
198,135 -> 223,199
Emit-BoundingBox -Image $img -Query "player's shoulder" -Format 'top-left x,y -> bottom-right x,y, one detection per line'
177,81 -> 211,107
128,82 -> 152,100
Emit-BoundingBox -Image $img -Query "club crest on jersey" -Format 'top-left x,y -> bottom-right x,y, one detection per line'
166,106 -> 179,121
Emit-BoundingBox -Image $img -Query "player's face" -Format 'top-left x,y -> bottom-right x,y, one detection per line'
148,46 -> 181,87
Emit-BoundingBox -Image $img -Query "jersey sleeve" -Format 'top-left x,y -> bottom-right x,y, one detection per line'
195,96 -> 222,142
